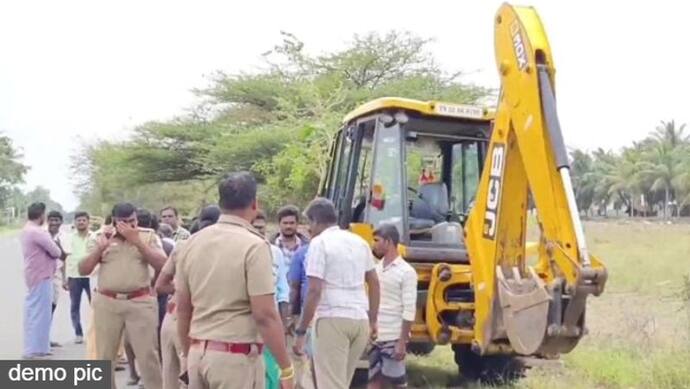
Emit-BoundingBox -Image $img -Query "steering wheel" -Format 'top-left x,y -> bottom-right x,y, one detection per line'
407,186 -> 421,198
408,186 -> 450,223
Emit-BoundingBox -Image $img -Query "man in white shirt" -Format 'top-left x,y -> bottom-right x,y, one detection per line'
293,198 -> 380,389
368,224 -> 418,389
47,210 -> 68,348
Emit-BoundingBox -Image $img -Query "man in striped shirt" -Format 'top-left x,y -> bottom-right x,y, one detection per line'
368,224 -> 418,389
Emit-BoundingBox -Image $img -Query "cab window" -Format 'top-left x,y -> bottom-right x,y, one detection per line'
365,122 -> 404,235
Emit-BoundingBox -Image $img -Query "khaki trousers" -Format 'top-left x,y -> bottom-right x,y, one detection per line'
313,318 -> 369,389
86,307 -> 97,359
188,344 -> 264,389
286,334 -> 315,389
161,312 -> 185,389
86,303 -> 126,360
93,293 -> 162,389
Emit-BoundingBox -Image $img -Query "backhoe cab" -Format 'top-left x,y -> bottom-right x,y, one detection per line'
322,98 -> 490,257
319,2 -> 608,380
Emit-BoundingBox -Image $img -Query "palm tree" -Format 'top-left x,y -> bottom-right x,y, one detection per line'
590,148 -> 618,216
638,120 -> 690,218
652,120 -> 689,148
567,121 -> 689,219
638,143 -> 684,219
570,149 -> 596,215
671,145 -> 690,216
605,151 -> 639,216
625,142 -> 655,216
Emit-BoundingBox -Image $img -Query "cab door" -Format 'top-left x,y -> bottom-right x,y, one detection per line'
363,119 -> 405,237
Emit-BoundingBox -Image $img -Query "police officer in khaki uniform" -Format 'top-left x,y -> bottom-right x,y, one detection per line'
157,249 -> 185,389
155,205 -> 221,389
80,203 -> 167,389
175,172 -> 294,389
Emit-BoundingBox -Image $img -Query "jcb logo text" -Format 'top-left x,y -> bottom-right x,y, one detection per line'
483,144 -> 505,239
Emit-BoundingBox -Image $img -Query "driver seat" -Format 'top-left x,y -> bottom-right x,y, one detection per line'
409,182 -> 450,231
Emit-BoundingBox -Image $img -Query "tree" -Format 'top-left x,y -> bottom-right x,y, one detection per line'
589,148 -> 618,216
652,120 -> 688,148
672,154 -> 690,216
25,186 -> 64,213
73,29 -> 689,220
570,120 -> 690,219
570,149 -> 595,215
0,133 -> 29,209
74,31 -> 492,214
638,121 -> 688,219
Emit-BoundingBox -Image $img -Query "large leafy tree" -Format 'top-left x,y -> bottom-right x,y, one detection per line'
25,186 -> 64,213
0,133 -> 28,210
74,30 -> 690,219
74,31 -> 492,215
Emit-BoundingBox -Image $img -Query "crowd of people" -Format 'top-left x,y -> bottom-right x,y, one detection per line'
20,171 -> 419,389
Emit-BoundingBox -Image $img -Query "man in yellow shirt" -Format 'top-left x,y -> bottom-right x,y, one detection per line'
65,211 -> 93,344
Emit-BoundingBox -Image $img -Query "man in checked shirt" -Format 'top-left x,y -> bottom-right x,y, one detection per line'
368,224 -> 418,389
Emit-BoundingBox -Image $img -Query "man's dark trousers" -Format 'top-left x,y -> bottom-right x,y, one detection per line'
68,277 -> 91,337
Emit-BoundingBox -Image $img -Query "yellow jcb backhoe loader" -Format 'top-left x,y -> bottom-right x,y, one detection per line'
318,3 -> 607,379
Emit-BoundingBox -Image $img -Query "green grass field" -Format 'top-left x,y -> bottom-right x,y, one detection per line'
404,220 -> 690,388
0,225 -> 19,236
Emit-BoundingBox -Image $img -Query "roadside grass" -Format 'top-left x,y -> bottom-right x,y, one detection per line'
564,342 -> 690,389
405,220 -> 690,388
583,221 -> 690,293
406,347 -> 457,388
0,224 -> 19,236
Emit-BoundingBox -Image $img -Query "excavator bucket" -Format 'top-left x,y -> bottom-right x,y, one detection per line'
496,266 -> 551,355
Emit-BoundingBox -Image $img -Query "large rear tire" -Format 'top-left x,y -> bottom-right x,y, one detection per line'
406,342 -> 435,356
452,344 -> 524,384
351,368 -> 369,387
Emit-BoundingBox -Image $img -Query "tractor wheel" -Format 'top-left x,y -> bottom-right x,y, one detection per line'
406,342 -> 435,356
452,344 -> 524,384
351,368 -> 369,387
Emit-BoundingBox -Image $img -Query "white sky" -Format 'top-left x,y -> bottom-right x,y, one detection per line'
0,0 -> 688,211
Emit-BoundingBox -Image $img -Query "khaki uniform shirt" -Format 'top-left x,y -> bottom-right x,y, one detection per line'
175,214 -> 274,344
160,242 -> 186,310
88,228 -> 164,292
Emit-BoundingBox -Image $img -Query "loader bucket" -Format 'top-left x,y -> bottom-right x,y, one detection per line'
496,266 -> 551,355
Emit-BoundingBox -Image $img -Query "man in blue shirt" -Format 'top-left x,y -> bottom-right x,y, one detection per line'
288,244 -> 316,389
289,245 -> 310,318
252,211 -> 290,389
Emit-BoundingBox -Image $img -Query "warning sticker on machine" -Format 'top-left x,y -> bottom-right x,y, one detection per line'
434,103 -> 485,119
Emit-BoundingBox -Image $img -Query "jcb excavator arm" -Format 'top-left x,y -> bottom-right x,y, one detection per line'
464,3 -> 607,356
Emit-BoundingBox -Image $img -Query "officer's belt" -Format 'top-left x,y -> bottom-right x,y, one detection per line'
97,287 -> 152,300
191,339 -> 263,355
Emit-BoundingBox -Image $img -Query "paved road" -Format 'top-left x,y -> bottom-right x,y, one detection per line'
1,231 -> 130,387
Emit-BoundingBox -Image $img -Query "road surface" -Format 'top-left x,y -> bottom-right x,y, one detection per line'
0,231 -> 131,387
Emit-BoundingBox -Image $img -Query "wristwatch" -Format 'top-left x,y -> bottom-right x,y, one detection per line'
294,328 -> 307,337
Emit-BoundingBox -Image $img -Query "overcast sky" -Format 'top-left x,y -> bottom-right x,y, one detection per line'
0,0 -> 687,211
